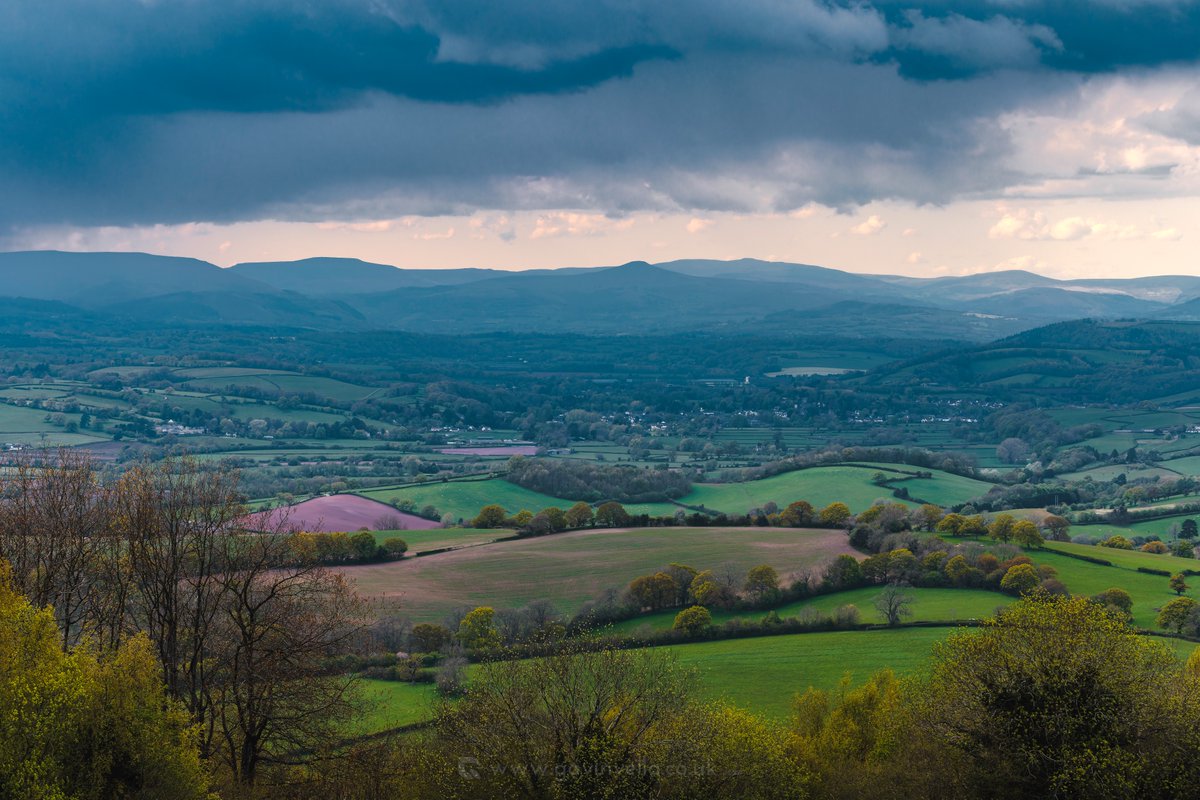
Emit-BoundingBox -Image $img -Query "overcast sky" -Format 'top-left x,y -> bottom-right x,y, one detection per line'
3,0 -> 1200,277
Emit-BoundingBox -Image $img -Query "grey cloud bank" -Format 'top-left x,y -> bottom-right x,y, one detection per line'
2,0 -> 1199,230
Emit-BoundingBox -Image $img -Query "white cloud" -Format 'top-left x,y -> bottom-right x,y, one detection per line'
849,214 -> 887,235
686,217 -> 714,233
989,206 -> 1146,241
529,212 -> 637,240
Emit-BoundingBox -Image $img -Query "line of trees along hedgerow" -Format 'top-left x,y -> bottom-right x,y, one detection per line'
9,453 -> 1200,798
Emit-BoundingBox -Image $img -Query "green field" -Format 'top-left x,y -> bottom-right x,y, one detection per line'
181,371 -> 380,403
336,526 -> 856,623
1014,548 -> 1183,628
359,623 -> 1200,733
371,528 -> 512,554
1061,464 -> 1182,482
0,402 -> 112,446
352,680 -> 439,734
358,478 -> 576,523
1043,541 -> 1200,575
609,587 -> 1011,634
679,465 -> 991,515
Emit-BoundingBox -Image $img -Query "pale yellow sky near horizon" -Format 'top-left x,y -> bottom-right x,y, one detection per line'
10,194 -> 1197,280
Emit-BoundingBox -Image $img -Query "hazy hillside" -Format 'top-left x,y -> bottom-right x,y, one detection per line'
857,319 -> 1200,403
230,257 -> 502,294
3,250 -> 1200,337
0,251 -> 269,306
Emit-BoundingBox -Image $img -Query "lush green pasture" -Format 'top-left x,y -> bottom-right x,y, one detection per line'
1061,464 -> 1181,482
352,680 -> 439,734
1160,456 -> 1200,476
1072,513 -> 1199,541
1043,540 -> 1200,575
359,627 -> 955,730
608,587 -> 1011,634
855,463 -> 995,506
0,403 -> 112,445
372,528 -> 511,553
358,626 -> 1200,733
181,372 -> 379,403
683,467 -> 907,514
673,628 -> 953,720
1024,549 -> 1182,628
358,478 -> 573,523
337,527 -> 856,623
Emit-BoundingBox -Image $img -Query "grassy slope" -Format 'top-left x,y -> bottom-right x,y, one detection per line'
684,467 -> 914,514
371,528 -> 512,553
357,479 -> 573,523
356,462 -> 992,527
608,587 -> 1010,634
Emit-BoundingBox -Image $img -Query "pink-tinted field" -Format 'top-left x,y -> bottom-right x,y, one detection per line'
248,494 -> 440,533
439,445 -> 539,456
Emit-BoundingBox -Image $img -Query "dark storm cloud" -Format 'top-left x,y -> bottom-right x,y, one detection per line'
1,0 -> 1198,228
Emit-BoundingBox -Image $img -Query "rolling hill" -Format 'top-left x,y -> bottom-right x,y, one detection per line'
5,250 -> 1200,338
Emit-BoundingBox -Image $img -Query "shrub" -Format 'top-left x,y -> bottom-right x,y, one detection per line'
673,605 -> 713,635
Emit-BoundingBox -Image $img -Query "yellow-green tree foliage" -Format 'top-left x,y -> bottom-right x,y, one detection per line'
673,605 -> 713,634
792,670 -> 907,799
819,502 -> 852,527
914,594 -> 1184,797
457,606 -> 501,650
0,562 -> 209,800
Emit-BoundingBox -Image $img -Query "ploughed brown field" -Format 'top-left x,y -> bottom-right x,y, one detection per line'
246,494 -> 440,533
334,526 -> 856,623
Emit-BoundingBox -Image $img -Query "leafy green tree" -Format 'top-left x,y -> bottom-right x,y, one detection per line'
1093,587 -> 1133,618
539,506 -> 568,531
999,563 -> 1040,595
382,537 -> 408,556
959,514 -> 988,537
0,563 -> 209,800
565,501 -> 594,529
935,513 -> 965,536
410,623 -> 452,653
472,504 -> 507,529
350,530 -> 380,560
1101,535 -> 1135,550
689,570 -> 737,609
743,564 -> 781,602
819,502 -> 852,527
779,500 -> 815,527
824,554 -> 863,590
457,606 -> 501,650
594,501 -> 631,527
1158,596 -> 1198,633
629,572 -> 678,610
1044,514 -> 1071,541
987,513 -> 1016,543
944,554 -> 972,585
916,594 -> 1183,797
1170,573 -> 1190,595
1182,518 -> 1199,540
1173,539 -> 1196,558
673,605 -> 713,634
918,503 -> 944,531
1012,519 -> 1044,549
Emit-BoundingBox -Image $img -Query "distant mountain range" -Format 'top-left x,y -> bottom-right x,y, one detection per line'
3,250 -> 1199,340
